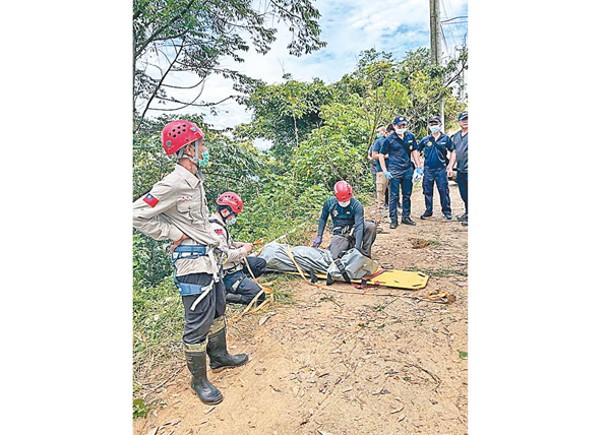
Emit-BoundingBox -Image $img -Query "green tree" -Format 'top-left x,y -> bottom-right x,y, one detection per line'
291,100 -> 372,193
133,0 -> 326,131
238,77 -> 335,164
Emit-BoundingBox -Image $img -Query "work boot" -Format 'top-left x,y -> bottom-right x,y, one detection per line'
401,216 -> 416,226
420,213 -> 432,220
185,346 -> 223,405
461,216 -> 468,227
225,292 -> 249,305
207,327 -> 249,373
457,213 -> 468,222
389,221 -> 398,229
444,213 -> 453,220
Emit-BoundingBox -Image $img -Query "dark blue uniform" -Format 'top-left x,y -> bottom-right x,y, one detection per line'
416,133 -> 454,218
451,130 -> 468,216
317,197 -> 376,259
379,131 -> 417,223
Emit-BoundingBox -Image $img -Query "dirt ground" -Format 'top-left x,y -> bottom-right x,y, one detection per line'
134,182 -> 468,435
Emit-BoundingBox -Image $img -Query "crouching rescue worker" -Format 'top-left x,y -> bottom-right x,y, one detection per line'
209,191 -> 267,306
312,180 -> 377,259
133,120 -> 248,406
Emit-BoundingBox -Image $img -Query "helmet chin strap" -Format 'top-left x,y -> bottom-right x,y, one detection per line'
220,209 -> 232,223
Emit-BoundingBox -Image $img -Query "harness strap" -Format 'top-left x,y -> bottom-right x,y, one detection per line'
171,245 -> 207,264
189,281 -> 214,311
333,258 -> 351,283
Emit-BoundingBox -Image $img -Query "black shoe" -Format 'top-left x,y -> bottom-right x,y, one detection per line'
225,292 -> 249,305
401,217 -> 416,226
185,348 -> 223,405
461,220 -> 468,227
457,213 -> 468,222
420,214 -> 432,220
389,222 -> 398,229
207,327 -> 249,372
444,214 -> 453,220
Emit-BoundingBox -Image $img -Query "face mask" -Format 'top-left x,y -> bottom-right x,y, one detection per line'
227,216 -> 237,226
395,128 -> 406,134
198,151 -> 210,167
376,133 -> 384,139
429,125 -> 441,134
338,200 -> 351,207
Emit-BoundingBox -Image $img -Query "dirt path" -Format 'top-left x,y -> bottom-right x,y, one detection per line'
134,183 -> 468,435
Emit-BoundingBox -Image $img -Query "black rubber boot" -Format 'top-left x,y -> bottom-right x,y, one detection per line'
225,292 -> 249,305
207,327 -> 249,372
184,349 -> 223,405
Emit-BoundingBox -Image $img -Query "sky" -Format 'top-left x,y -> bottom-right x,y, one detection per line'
148,0 -> 468,134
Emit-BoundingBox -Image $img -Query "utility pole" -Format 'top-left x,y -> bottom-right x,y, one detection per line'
429,0 -> 444,124
430,0 -> 441,64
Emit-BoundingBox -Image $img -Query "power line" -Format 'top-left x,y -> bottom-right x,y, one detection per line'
441,15 -> 468,24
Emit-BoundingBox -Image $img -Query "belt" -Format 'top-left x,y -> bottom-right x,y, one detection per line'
171,244 -> 207,264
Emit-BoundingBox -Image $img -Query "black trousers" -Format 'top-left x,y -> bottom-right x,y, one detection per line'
177,273 -> 227,345
223,257 -> 267,304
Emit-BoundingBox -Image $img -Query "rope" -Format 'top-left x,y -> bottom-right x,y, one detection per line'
233,243 -> 274,322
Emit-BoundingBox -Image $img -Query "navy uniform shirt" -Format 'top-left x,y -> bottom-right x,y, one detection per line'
379,132 -> 417,176
416,133 -> 454,169
451,130 -> 468,172
370,137 -> 385,173
317,197 -> 365,250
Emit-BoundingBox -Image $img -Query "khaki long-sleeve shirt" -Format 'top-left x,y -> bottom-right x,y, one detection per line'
133,164 -> 221,276
209,213 -> 247,272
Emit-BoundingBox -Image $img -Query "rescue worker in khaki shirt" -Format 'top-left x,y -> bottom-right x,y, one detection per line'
133,120 -> 248,406
209,191 -> 267,306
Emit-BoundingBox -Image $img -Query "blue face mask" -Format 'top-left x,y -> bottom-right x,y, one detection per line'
429,125 -> 441,134
376,133 -> 384,139
198,151 -> 210,167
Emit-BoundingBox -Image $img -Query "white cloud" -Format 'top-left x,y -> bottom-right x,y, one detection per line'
145,0 -> 468,134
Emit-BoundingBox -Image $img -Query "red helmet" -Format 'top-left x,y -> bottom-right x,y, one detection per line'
161,120 -> 204,156
334,181 -> 353,202
216,191 -> 243,214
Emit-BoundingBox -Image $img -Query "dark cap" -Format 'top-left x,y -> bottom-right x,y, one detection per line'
428,116 -> 442,124
458,111 -> 468,121
393,116 -> 407,125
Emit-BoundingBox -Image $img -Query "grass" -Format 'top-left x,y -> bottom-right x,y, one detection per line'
424,268 -> 468,277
